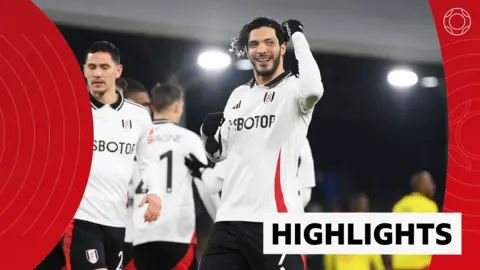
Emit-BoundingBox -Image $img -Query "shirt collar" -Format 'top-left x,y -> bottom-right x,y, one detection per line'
249,70 -> 294,89
90,90 -> 124,111
153,119 -> 174,125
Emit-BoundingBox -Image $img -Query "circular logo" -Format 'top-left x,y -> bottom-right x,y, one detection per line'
443,8 -> 472,36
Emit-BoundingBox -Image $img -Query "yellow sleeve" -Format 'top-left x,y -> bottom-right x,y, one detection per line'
421,199 -> 438,213
392,200 -> 402,212
371,255 -> 385,270
393,198 -> 414,213
324,254 -> 334,270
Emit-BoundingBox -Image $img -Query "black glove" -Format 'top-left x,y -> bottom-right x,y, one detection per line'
185,153 -> 208,179
202,112 -> 225,137
282,19 -> 304,41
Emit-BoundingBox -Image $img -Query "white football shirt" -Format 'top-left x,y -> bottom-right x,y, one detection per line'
200,160 -> 228,194
201,138 -> 316,208
133,120 -> 217,245
74,92 -> 162,228
200,32 -> 324,223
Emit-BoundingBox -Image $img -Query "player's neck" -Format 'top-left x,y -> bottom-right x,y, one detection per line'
254,67 -> 285,86
153,112 -> 177,124
91,87 -> 118,105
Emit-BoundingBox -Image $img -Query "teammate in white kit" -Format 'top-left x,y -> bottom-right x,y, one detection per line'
131,83 -> 220,270
64,41 -> 162,270
198,17 -> 324,270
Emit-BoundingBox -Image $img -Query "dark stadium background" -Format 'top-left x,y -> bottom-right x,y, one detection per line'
57,24 -> 447,214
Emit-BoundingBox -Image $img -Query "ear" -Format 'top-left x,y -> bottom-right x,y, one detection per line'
170,101 -> 179,114
115,64 -> 124,79
83,64 -> 88,77
176,100 -> 185,114
280,42 -> 287,56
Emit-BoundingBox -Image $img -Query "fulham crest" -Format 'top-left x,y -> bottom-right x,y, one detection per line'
264,91 -> 275,104
122,119 -> 132,130
86,249 -> 99,264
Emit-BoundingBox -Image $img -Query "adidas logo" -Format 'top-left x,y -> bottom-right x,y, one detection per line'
232,100 -> 242,109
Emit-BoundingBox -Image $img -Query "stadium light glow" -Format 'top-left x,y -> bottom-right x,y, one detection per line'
197,51 -> 231,70
235,59 -> 253,70
387,68 -> 418,88
421,76 -> 439,88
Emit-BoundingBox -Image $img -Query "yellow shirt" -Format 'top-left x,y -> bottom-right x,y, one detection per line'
324,254 -> 385,270
392,192 -> 438,269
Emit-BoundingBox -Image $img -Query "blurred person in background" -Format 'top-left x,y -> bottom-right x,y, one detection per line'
124,78 -> 152,112
306,201 -> 323,213
116,78 -> 128,96
324,193 -> 385,270
391,171 -> 437,270
131,83 -> 220,270
349,193 -> 369,212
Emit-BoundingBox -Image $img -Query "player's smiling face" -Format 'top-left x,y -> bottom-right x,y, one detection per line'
247,27 -> 286,77
84,52 -> 123,95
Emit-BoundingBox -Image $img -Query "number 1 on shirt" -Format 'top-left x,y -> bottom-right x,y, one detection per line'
160,150 -> 173,193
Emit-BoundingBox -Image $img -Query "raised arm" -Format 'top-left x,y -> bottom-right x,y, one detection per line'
283,20 -> 324,113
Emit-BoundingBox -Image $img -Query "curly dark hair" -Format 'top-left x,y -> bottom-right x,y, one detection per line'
229,17 -> 288,58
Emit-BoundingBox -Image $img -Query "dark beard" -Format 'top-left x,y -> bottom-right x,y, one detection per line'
251,54 -> 281,77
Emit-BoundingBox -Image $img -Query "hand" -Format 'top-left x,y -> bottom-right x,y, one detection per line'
282,19 -> 304,41
138,194 -> 162,223
185,153 -> 208,179
202,112 -> 224,137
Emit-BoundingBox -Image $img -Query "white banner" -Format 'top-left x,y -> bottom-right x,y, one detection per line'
263,213 -> 462,255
